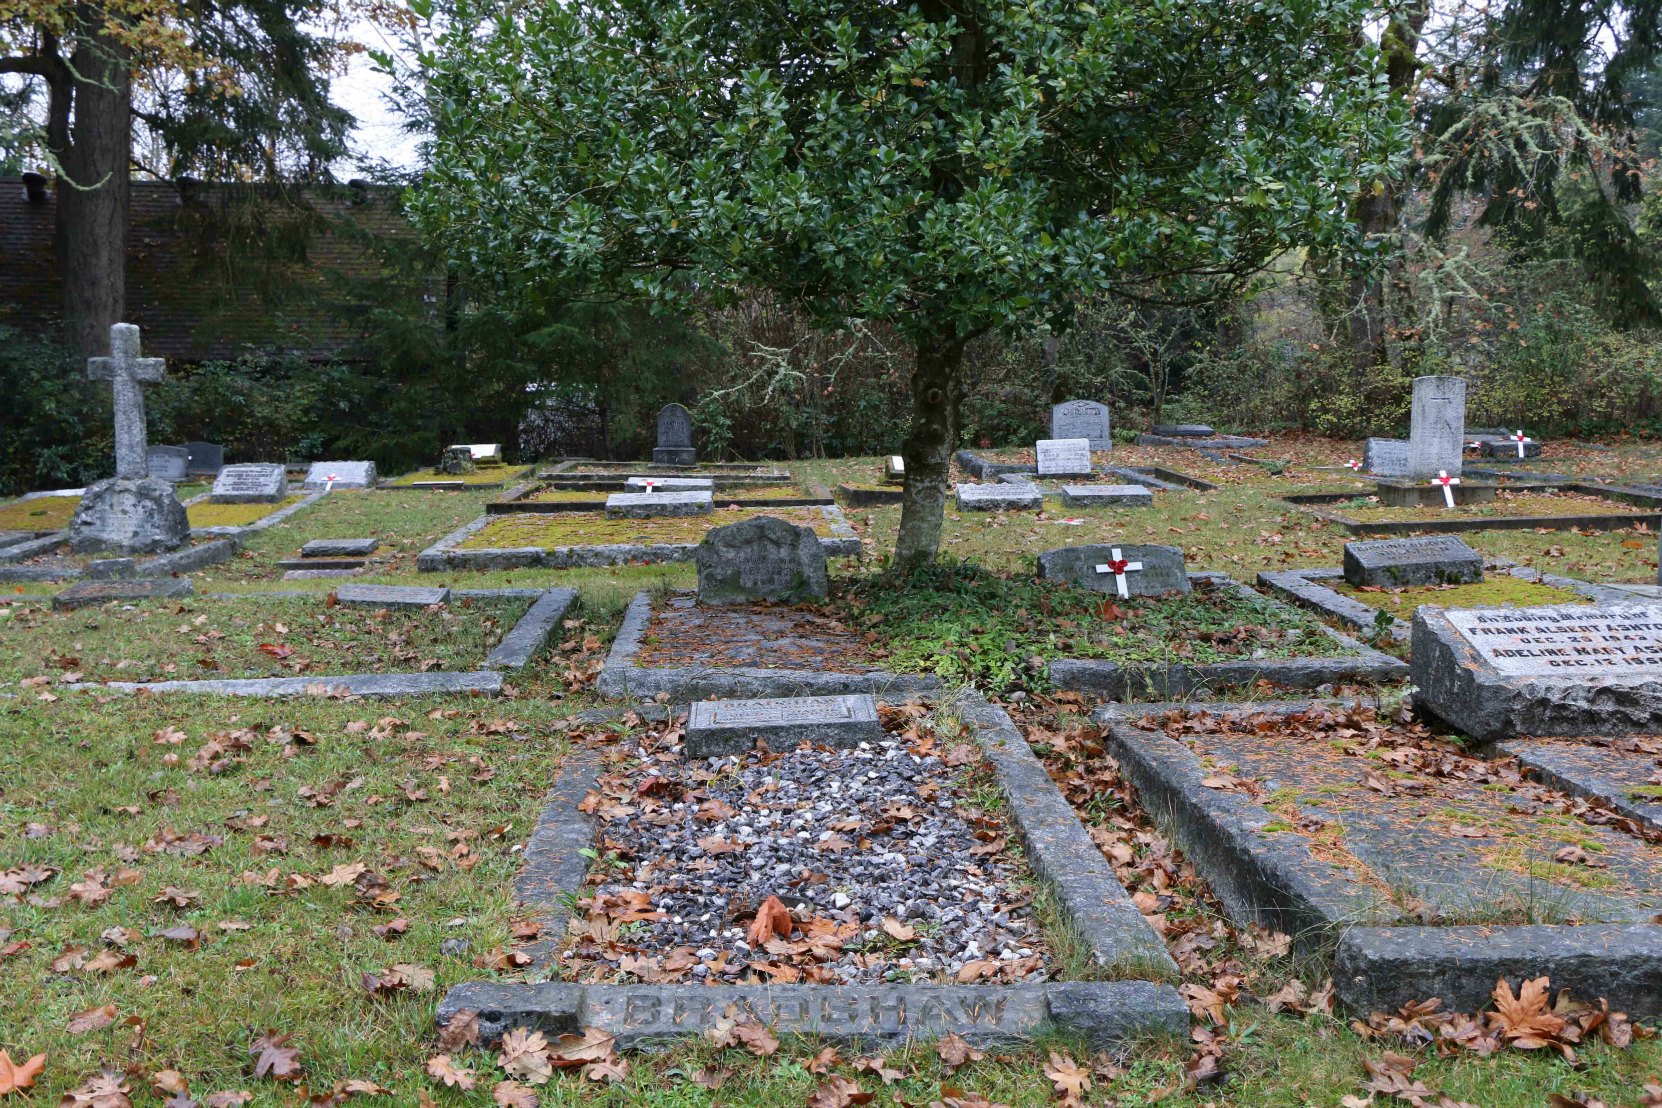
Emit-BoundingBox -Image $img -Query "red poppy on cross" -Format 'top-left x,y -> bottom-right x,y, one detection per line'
1511,430 -> 1533,458
1432,469 -> 1461,509
1346,459 -> 1363,472
326,473 -> 338,491
1094,548 -> 1143,599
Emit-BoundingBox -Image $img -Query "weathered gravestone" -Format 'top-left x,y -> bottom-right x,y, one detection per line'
146,445 -> 189,482
334,583 -> 450,608
695,514 -> 828,604
211,463 -> 287,504
1364,438 -> 1410,478
1036,438 -> 1093,478
1407,375 -> 1467,478
883,455 -> 906,485
303,461 -> 377,490
452,443 -> 503,465
437,446 -> 477,475
1342,536 -> 1484,589
1413,602 -> 1662,741
1061,485 -> 1152,508
70,324 -> 191,555
605,490 -> 713,518
301,538 -> 379,558
686,693 -> 883,756
653,403 -> 697,466
955,484 -> 1043,511
1050,400 -> 1112,450
185,441 -> 224,475
53,576 -> 194,611
1037,543 -> 1191,599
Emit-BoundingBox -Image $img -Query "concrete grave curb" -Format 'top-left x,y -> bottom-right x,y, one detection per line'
596,590 -> 942,700
60,587 -> 569,698
417,505 -> 861,572
1278,481 -> 1662,536
187,487 -> 329,540
1499,740 -> 1662,835
1047,573 -> 1407,698
1093,701 -> 1662,1018
438,692 -> 1184,1049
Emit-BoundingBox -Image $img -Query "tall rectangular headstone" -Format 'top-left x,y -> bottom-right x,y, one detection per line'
653,403 -> 696,466
1036,438 -> 1093,477
146,445 -> 189,483
1050,401 -> 1111,450
185,441 -> 224,474
1407,376 -> 1467,478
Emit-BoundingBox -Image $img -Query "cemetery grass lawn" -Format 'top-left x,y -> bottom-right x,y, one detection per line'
0,595 -> 531,684
384,466 -> 530,487
458,505 -> 841,549
184,495 -> 307,530
1332,576 -> 1592,615
841,564 -> 1349,690
0,495 -> 79,532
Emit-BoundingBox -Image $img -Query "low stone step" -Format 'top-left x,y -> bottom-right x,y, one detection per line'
282,568 -> 358,580
333,583 -> 449,608
301,537 -> 379,558
275,558 -> 367,571
54,577 -> 193,611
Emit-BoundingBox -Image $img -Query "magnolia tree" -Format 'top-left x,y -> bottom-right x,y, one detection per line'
413,0 -> 1404,563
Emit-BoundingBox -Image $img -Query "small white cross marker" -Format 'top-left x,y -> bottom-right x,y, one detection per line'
1094,548 -> 1144,599
325,472 -> 339,492
1511,429 -> 1533,458
1432,469 -> 1461,509
1346,459 -> 1363,473
641,479 -> 659,493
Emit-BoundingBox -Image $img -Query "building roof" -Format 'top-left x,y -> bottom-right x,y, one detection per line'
0,176 -> 415,361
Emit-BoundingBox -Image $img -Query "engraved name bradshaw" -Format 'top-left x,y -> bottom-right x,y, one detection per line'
710,699 -> 854,725
595,986 -> 1042,1035
1447,606 -> 1662,676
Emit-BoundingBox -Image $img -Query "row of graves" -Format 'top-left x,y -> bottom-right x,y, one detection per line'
0,324 -> 385,602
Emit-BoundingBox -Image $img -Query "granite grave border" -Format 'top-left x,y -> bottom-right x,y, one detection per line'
1279,481 -> 1662,536
1092,700 -> 1662,1018
1498,740 -> 1662,836
57,587 -> 575,698
596,589 -> 942,700
954,449 -> 1213,493
1046,573 -> 1407,698
0,534 -> 243,583
416,504 -> 861,573
185,486 -> 329,540
436,691 -> 1187,1050
487,479 -> 832,514
1257,563 -> 1632,644
378,464 -> 536,491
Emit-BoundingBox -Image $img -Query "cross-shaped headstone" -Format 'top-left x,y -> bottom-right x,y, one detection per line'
1094,548 -> 1144,599
87,323 -> 165,479
1511,429 -> 1534,458
1432,469 -> 1461,509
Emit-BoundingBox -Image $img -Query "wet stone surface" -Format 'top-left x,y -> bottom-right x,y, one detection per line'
568,726 -> 1052,986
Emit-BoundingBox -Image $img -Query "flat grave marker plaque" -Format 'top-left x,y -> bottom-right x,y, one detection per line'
211,463 -> 287,504
605,490 -> 714,518
686,693 -> 883,756
1036,438 -> 1093,478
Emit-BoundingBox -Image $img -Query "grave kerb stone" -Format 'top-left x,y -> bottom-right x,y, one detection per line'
1050,400 -> 1112,450
333,583 -> 450,608
605,490 -> 714,518
623,476 -> 713,491
301,537 -> 380,558
685,693 -> 884,756
1149,424 -> 1215,438
1342,536 -> 1484,589
1061,485 -> 1153,508
1036,438 -> 1094,477
303,461 -> 377,490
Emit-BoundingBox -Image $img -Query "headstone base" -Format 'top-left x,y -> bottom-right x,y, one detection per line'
652,446 -> 697,467
68,476 -> 191,555
1375,481 -> 1496,509
1342,536 -> 1484,588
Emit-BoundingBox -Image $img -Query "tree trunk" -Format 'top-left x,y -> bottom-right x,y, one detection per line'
894,334 -> 966,566
54,17 -> 132,356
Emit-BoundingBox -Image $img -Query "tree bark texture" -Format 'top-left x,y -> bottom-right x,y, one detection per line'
894,334 -> 966,566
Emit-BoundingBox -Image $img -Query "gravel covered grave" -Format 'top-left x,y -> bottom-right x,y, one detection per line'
563,707 -> 1055,986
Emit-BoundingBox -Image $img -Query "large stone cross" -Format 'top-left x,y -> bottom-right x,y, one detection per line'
87,323 -> 165,479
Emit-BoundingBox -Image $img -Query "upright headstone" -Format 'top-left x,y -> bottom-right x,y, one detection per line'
1342,536 -> 1484,589
1364,438 -> 1410,478
185,441 -> 224,475
69,324 -> 191,555
146,445 -> 189,483
303,461 -> 377,490
452,443 -> 503,465
211,463 -> 287,504
1050,401 -> 1112,450
1407,375 -> 1467,478
437,446 -> 477,475
1035,438 -> 1093,478
1036,543 -> 1191,598
1413,602 -> 1662,741
653,403 -> 697,466
883,455 -> 905,485
695,514 -> 829,604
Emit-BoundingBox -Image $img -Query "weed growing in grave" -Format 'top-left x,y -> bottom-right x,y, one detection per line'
840,558 -> 1347,692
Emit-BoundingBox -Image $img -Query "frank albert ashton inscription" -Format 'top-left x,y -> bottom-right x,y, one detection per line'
1447,607 -> 1662,677
593,985 -> 1044,1039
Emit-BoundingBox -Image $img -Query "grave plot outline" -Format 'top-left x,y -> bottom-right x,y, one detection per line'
1094,700 -> 1662,1019
1256,563 -> 1628,644
57,587 -> 576,698
1277,480 -> 1662,536
417,503 -> 861,572
1045,573 -> 1406,698
437,692 -> 1187,1050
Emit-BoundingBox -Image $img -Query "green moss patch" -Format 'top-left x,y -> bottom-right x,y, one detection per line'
185,494 -> 306,529
1333,576 -> 1590,613
459,505 -> 843,549
0,594 -> 529,683
839,560 -> 1349,692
